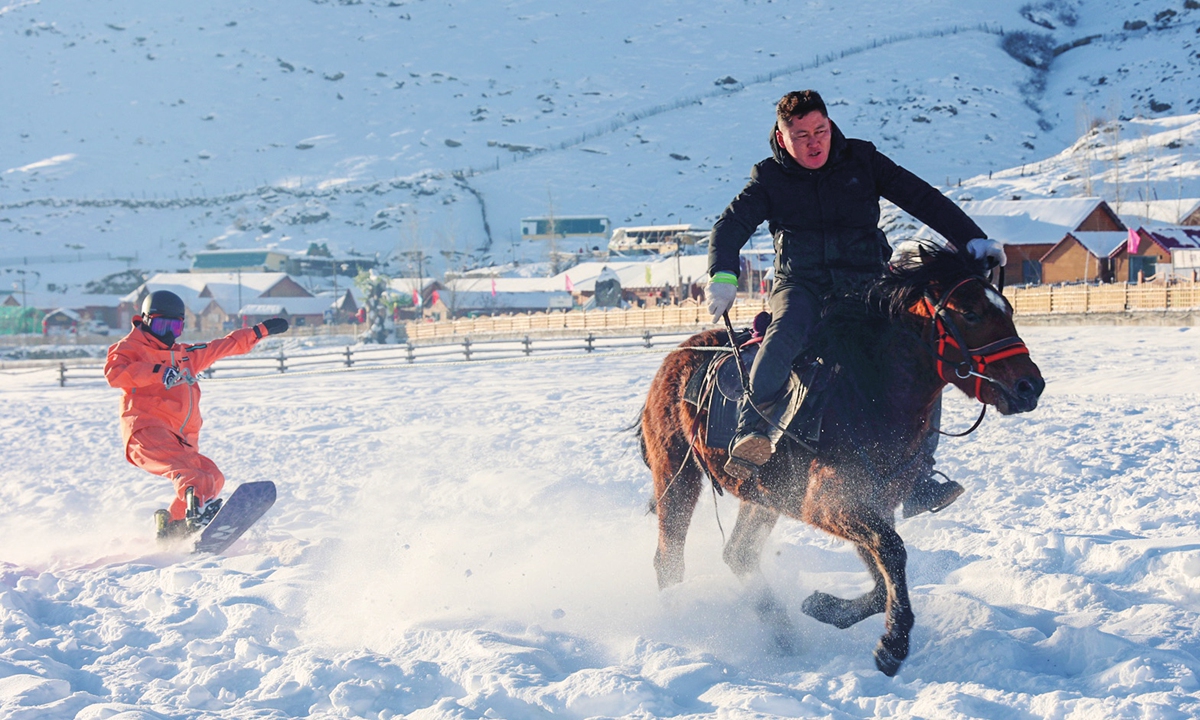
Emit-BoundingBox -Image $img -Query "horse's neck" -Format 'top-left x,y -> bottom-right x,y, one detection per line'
841,317 -> 945,433
886,317 -> 947,432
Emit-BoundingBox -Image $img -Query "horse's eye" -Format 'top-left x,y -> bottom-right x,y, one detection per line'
960,310 -> 982,324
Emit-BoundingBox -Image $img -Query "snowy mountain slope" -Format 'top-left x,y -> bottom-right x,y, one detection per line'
952,112 -> 1200,215
2,0 -> 1200,292
1,325 -> 1199,717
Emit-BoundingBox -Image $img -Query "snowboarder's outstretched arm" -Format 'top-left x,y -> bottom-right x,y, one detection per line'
185,319 -> 289,374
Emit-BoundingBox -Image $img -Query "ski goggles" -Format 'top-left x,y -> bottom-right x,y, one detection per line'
147,316 -> 184,337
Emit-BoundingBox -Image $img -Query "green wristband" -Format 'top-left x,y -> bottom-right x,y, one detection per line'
711,271 -> 738,285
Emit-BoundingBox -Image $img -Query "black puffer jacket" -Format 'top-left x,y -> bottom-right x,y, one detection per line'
708,121 -> 985,294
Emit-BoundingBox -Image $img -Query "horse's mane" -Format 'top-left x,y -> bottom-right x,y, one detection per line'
872,241 -> 992,318
807,241 -> 990,402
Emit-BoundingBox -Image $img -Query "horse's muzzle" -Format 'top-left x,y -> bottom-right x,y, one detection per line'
994,372 -> 1045,415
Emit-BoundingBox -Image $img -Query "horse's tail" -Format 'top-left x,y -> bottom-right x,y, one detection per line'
626,402 -> 649,467
625,402 -> 660,515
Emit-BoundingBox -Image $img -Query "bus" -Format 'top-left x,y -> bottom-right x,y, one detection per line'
520,215 -> 610,241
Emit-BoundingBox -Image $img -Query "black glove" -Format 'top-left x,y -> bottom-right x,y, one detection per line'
262,317 -> 289,335
162,365 -> 183,389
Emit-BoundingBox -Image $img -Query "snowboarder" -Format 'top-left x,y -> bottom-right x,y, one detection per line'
104,290 -> 289,540
705,89 -> 1006,516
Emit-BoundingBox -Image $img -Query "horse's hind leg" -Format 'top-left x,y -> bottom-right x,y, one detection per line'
651,448 -> 703,589
724,501 -> 796,652
723,500 -> 780,578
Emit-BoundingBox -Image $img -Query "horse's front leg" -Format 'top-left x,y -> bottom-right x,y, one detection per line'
803,507 -> 914,676
724,500 -> 796,652
860,524 -> 913,676
800,544 -> 886,629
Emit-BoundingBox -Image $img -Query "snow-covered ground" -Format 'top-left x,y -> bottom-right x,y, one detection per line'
1,323 -> 1198,718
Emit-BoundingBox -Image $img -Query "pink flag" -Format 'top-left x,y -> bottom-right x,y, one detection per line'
431,289 -> 440,305
1127,228 -> 1140,254
565,274 -> 574,292
412,289 -> 422,307
491,278 -> 497,297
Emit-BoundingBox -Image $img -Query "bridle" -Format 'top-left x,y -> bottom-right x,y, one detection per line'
922,276 -> 1030,436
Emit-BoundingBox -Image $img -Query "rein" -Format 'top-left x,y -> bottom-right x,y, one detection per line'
921,276 -> 1030,437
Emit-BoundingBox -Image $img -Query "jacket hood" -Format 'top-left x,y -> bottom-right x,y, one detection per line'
769,118 -> 849,173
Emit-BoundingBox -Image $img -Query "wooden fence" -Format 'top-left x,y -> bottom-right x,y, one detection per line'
39,330 -> 701,386
404,282 -> 1200,341
405,299 -> 769,342
1003,281 -> 1200,315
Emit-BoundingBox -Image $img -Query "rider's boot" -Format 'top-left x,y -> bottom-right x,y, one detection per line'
902,460 -> 965,518
724,396 -> 775,480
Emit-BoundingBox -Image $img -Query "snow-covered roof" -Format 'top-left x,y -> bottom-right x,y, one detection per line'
239,296 -> 337,316
43,307 -> 82,321
1066,231 -> 1129,259
444,276 -> 564,294
442,290 -> 574,312
126,272 -> 303,314
121,274 -> 210,313
1144,226 -> 1200,251
925,197 -> 1116,246
962,198 -> 1109,229
1119,199 -> 1200,226
552,255 -> 711,292
12,292 -> 123,312
388,277 -> 440,294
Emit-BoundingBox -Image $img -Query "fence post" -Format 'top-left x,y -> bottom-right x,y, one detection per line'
343,346 -> 354,368
643,330 -> 653,348
463,337 -> 472,360
406,342 -> 416,363
585,333 -> 595,353
522,335 -> 533,356
59,362 -> 67,387
277,350 -> 287,374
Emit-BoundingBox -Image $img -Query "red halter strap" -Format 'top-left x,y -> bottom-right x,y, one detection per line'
923,278 -> 1030,400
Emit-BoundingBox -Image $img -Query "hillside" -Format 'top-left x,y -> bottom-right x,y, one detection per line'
2,0 -> 1199,291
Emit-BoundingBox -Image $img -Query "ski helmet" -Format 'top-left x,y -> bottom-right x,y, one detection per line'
140,290 -> 185,345
141,290 -> 185,320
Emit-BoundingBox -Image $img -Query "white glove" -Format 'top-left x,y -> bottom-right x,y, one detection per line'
162,365 -> 183,389
706,272 -> 738,322
966,238 -> 1007,269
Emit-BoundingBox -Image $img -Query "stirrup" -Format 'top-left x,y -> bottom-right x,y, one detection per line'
901,473 -> 965,518
725,432 -> 773,479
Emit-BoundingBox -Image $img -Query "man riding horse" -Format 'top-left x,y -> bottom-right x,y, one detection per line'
705,89 -> 1005,516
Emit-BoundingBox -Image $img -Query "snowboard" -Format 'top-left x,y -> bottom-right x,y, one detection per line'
193,481 -> 276,554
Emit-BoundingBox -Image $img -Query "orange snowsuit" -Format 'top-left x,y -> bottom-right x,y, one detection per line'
105,320 -> 271,520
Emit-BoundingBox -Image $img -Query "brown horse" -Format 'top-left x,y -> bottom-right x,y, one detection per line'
639,243 -> 1044,676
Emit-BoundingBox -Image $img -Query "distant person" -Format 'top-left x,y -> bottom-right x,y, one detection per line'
104,290 -> 290,540
705,89 -> 1005,516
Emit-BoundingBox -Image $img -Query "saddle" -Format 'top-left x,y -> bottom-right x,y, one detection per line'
683,313 -> 837,453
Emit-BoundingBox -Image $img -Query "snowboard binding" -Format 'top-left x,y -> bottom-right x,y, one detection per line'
154,487 -> 223,543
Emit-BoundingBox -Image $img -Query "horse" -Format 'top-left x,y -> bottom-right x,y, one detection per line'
638,242 -> 1045,676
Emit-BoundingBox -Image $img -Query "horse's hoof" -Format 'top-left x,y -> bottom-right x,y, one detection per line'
873,642 -> 903,677
801,591 -> 859,629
